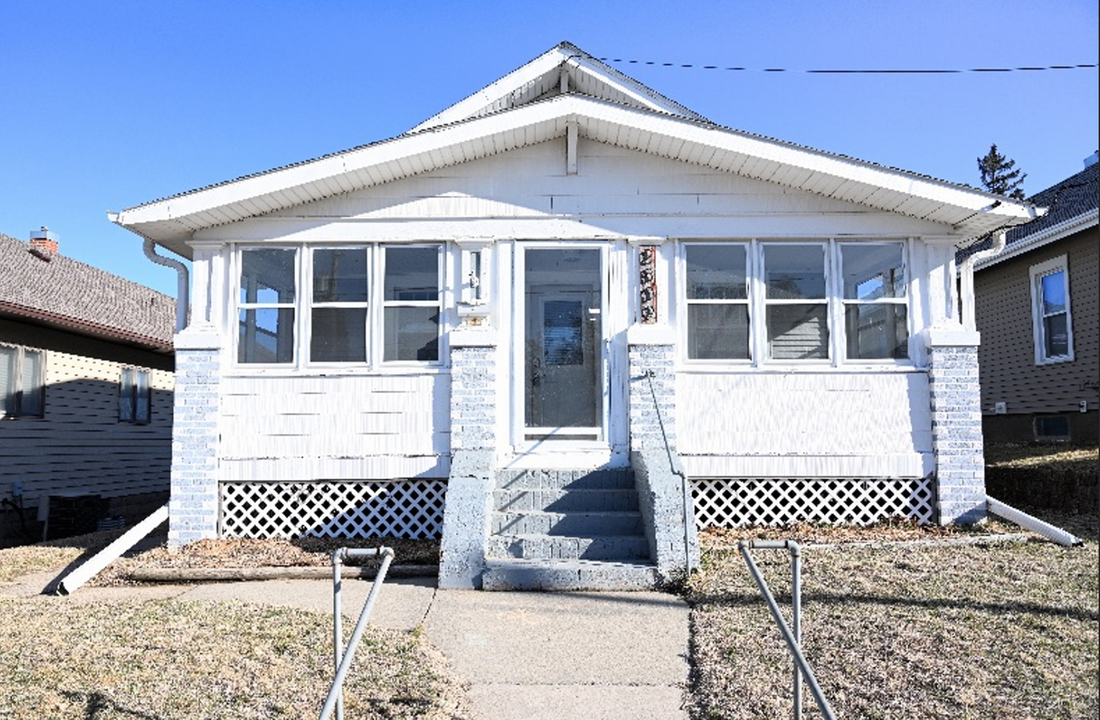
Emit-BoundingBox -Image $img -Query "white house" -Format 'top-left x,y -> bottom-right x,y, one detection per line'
111,42 -> 1040,590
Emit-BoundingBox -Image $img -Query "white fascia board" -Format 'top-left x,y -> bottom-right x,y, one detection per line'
411,47 -> 571,132
577,99 -> 1039,233
975,208 -> 1099,270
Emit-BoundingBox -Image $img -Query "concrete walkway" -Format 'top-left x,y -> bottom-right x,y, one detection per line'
5,573 -> 691,719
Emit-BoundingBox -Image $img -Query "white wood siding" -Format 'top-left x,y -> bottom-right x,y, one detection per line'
0,350 -> 173,507
194,140 -> 951,245
218,373 -> 450,481
677,371 -> 933,478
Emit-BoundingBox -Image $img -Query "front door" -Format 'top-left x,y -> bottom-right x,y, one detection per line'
522,247 -> 604,442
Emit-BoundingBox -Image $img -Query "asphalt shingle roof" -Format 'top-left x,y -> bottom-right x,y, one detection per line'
960,160 -> 1099,261
0,232 -> 175,352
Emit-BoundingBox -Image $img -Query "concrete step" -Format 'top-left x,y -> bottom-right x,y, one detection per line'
496,468 -> 635,491
482,558 -> 659,591
486,533 -> 651,561
492,510 -> 644,537
493,488 -> 640,513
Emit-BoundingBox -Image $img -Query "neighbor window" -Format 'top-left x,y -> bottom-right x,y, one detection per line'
763,243 -> 829,360
685,244 -> 750,360
0,344 -> 44,418
839,243 -> 909,359
1029,255 -> 1073,364
119,367 -> 151,424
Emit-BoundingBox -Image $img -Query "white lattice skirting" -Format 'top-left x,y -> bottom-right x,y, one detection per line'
220,480 -> 447,539
691,477 -> 937,528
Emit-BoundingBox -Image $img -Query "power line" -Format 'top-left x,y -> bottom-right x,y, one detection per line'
598,57 -> 1099,74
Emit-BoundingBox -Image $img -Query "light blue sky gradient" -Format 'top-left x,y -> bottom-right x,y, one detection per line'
2,0 -> 1096,297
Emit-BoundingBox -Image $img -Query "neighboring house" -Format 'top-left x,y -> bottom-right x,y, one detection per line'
0,229 -> 175,546
111,42 -> 1040,590
966,156 -> 1099,445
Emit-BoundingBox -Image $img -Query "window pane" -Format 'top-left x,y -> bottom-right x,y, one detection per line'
767,304 -> 828,359
311,307 -> 368,362
119,367 -> 134,422
238,308 -> 295,363
385,247 -> 438,301
1044,313 -> 1069,357
19,349 -> 44,416
841,244 -> 905,300
384,307 -> 439,361
764,245 -> 826,299
240,248 -> 296,304
313,249 -> 368,303
1041,271 -> 1066,315
688,304 -> 749,359
135,370 -> 151,423
686,245 -> 747,300
0,347 -> 14,415
845,305 -> 908,359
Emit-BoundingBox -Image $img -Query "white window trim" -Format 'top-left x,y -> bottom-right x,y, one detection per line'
1029,254 -> 1074,365
233,243 -> 445,371
680,241 -> 753,364
678,239 -> 912,369
836,241 -> 911,364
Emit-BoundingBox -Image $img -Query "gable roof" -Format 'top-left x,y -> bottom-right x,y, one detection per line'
0,233 -> 175,352
966,160 -> 1099,268
112,42 -> 1042,259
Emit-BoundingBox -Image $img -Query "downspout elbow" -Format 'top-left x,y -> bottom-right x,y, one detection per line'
961,230 -> 1007,331
141,238 -> 190,334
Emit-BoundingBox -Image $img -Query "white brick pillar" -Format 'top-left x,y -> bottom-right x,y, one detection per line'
168,328 -> 222,548
439,327 -> 498,589
627,327 -> 676,452
925,326 -> 987,525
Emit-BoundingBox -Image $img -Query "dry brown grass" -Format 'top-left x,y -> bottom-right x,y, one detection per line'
687,513 -> 1100,719
984,443 -> 1098,473
0,594 -> 466,719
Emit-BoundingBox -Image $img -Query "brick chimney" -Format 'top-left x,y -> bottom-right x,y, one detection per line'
29,226 -> 59,254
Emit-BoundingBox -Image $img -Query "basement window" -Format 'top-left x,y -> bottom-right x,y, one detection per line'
1034,415 -> 1071,443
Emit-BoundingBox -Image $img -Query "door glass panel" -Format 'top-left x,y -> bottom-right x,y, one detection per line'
524,249 -> 602,436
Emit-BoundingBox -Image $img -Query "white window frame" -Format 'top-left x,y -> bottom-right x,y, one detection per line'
234,243 -> 444,370
1029,255 -> 1074,365
0,343 -> 45,419
678,239 -> 913,368
119,367 -> 151,424
680,241 -> 753,363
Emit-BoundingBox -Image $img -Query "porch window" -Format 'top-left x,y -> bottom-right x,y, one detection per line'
763,243 -> 829,360
1029,255 -> 1073,364
839,243 -> 909,359
685,244 -> 749,360
310,248 -> 369,363
239,248 -> 297,364
0,344 -> 44,418
383,247 -> 441,362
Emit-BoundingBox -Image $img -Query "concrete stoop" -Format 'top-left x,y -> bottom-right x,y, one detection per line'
484,468 -> 659,591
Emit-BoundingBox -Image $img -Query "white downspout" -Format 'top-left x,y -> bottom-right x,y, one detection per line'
106,213 -> 190,333
960,230 -> 1006,331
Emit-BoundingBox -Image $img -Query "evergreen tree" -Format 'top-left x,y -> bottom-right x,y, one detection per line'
977,144 -> 1027,200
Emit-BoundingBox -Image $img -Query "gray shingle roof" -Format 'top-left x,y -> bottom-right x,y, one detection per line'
960,161 -> 1099,261
0,233 -> 175,352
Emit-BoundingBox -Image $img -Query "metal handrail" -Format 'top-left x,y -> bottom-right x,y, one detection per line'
739,540 -> 836,720
643,368 -> 692,573
319,546 -> 395,720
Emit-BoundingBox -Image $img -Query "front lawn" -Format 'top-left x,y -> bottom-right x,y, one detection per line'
686,513 -> 1099,719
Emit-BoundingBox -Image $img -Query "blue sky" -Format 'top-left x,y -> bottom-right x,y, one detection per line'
2,1 -> 1096,297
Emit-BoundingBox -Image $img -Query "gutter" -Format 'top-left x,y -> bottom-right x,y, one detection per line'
959,230 -> 1006,331
107,213 -> 189,333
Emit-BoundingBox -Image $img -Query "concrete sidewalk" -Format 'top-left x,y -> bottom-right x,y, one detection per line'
6,573 -> 690,719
